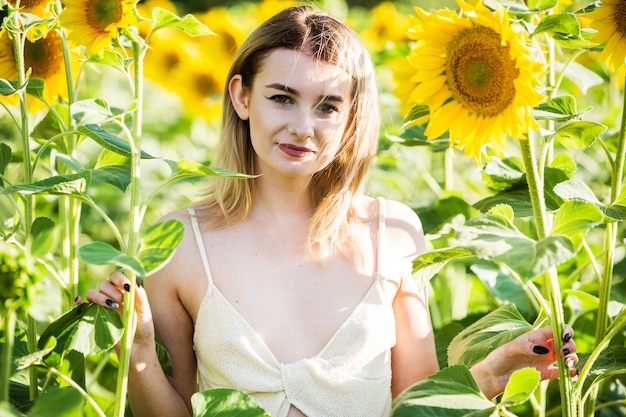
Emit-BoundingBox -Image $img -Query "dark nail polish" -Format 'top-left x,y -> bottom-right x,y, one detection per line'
563,348 -> 571,356
74,296 -> 79,302
136,277 -> 142,287
124,283 -> 131,292
105,299 -> 119,309
563,333 -> 572,343
533,345 -> 550,354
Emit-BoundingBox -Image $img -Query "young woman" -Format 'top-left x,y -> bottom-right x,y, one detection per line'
84,5 -> 578,417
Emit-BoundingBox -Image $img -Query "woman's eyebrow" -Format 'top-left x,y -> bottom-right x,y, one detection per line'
266,83 -> 296,94
265,83 -> 345,103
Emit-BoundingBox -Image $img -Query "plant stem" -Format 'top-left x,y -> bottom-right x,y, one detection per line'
0,308 -> 17,402
45,366 -> 107,417
113,36 -> 147,417
595,71 -> 626,345
519,135 -> 574,416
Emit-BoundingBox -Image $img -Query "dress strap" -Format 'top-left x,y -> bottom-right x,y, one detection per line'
375,197 -> 386,280
188,208 -> 215,292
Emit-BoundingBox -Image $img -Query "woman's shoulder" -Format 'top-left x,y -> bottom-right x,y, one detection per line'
355,195 -> 425,258
354,195 -> 423,228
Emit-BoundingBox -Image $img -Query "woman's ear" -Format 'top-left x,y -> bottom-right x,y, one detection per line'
229,74 -> 249,120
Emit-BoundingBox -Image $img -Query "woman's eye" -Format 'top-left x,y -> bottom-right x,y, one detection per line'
268,95 -> 292,105
317,102 -> 338,115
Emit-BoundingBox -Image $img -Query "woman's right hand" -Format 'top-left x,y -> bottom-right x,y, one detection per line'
79,271 -> 156,348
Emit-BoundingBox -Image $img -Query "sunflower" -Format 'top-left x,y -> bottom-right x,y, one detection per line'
59,0 -> 138,56
401,0 -> 545,162
0,29 -> 70,113
586,0 -> 626,72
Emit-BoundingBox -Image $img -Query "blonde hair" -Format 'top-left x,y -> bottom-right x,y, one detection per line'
197,5 -> 380,259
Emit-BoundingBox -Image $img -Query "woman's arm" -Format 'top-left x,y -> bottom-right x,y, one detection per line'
86,215 -> 198,417
386,200 -> 440,397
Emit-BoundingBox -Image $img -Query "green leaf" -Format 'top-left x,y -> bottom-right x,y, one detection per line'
90,165 -> 131,192
0,78 -> 19,96
71,98 -> 114,126
534,95 -> 579,121
553,121 -> 606,150
415,193 -> 475,234
533,13 -> 594,48
30,106 -> 66,140
191,388 -> 271,417
27,386 -> 85,417
551,200 -> 603,249
481,157 -> 524,191
79,241 -> 145,277
38,303 -> 123,358
77,124 -> 156,159
412,247 -> 473,290
454,213 -> 575,280
86,49 -> 130,73
0,142 -> 11,187
138,219 -> 184,275
402,103 -> 429,127
470,263 -> 534,317
390,365 -> 494,417
167,159 -> 255,181
29,217 -> 56,257
579,345 -> 626,393
152,7 -> 216,37
391,123 -> 450,151
447,304 -> 531,367
2,172 -> 90,196
499,368 -> 541,407
25,78 -> 45,99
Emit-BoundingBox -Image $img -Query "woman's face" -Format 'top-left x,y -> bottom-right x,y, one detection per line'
230,48 -> 352,180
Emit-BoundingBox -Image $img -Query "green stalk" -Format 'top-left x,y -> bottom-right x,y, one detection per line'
8,9 -> 40,403
1,308 -> 17,402
519,135 -> 574,417
113,36 -> 147,417
595,70 -> 626,344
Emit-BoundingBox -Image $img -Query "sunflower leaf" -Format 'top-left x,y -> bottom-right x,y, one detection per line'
138,219 -> 184,275
191,388 -> 271,417
448,304 -> 531,367
534,95 -> 579,121
454,212 -> 576,280
390,365 -> 495,417
152,7 -> 216,37
0,142 -> 11,185
2,172 -> 90,196
553,121 -> 606,149
77,124 -> 156,159
412,247 -> 473,291
533,13 -> 594,48
78,241 -> 145,277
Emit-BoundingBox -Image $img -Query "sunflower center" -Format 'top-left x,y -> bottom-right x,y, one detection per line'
86,0 -> 123,32
24,30 -> 63,79
616,0 -> 626,36
446,25 -> 519,117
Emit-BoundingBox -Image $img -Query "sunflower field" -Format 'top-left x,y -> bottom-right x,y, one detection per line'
1,0 -> 626,416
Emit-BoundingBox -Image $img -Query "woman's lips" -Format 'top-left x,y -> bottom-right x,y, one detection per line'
278,143 -> 314,157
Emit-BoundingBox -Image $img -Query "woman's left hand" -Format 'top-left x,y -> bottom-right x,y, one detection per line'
470,325 -> 578,399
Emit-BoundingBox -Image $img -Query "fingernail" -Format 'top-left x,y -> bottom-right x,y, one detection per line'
124,283 -> 131,292
533,345 -> 550,354
74,296 -> 79,302
105,299 -> 119,308
136,277 -> 142,287
563,332 -> 572,343
563,348 -> 571,356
